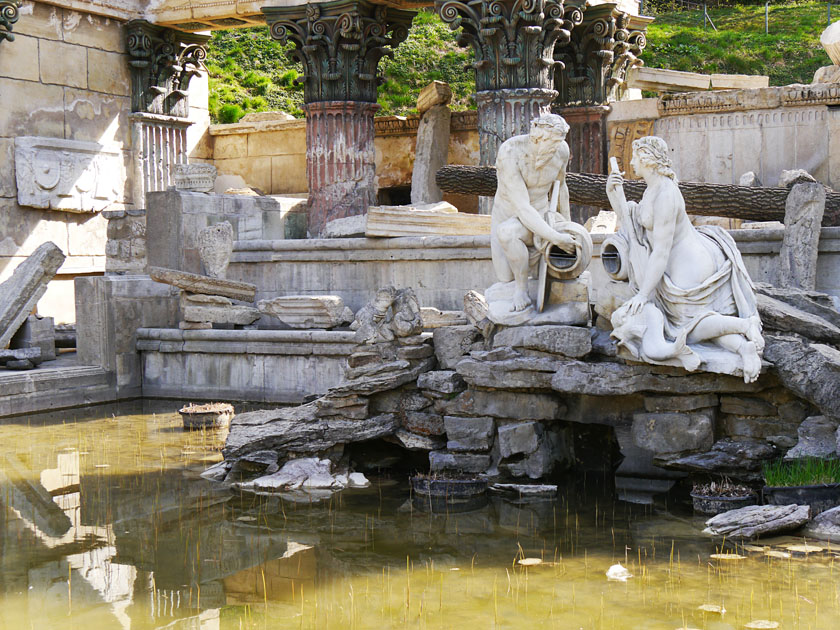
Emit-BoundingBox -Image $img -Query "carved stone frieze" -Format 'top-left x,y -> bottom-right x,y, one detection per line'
435,0 -> 580,92
126,20 -> 209,117
607,118 -> 655,180
553,3 -> 647,107
0,1 -> 20,45
263,0 -> 416,103
14,136 -> 123,213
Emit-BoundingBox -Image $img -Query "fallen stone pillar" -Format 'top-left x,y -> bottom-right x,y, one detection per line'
0,242 -> 65,349
411,81 -> 452,205
778,181 -> 826,290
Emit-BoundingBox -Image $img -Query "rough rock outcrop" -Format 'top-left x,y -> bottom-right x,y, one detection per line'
757,294 -> 840,343
802,504 -> 840,541
764,335 -> 840,418
704,504 -> 810,539
663,438 -> 778,481
785,415 -> 840,459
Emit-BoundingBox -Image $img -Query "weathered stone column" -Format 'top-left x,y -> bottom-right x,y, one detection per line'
437,0 -> 579,213
264,1 -> 415,235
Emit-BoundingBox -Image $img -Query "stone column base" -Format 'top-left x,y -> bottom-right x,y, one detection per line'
304,101 -> 379,236
475,88 -> 558,215
554,105 -> 610,224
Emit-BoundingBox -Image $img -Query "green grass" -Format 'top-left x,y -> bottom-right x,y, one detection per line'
763,457 -> 840,487
205,2 -> 831,123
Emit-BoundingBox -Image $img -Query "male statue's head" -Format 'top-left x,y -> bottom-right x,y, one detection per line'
529,114 -> 570,161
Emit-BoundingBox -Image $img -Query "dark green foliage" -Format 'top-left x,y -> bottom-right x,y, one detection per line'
217,104 -> 245,124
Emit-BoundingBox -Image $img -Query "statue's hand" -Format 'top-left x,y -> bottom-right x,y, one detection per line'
606,171 -> 625,195
549,230 -> 575,254
625,293 -> 648,316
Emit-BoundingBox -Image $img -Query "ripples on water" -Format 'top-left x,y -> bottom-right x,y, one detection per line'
0,402 -> 837,629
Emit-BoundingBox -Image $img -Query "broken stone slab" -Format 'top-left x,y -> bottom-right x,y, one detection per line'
183,304 -> 261,326
149,266 -> 257,302
365,204 -> 491,237
437,389 -> 564,420
0,347 -> 41,364
489,483 -> 557,498
457,356 -> 559,390
703,504 -> 810,539
755,283 -> 840,330
345,360 -> 411,381
329,356 -> 436,397
394,429 -> 446,451
757,293 -> 840,343
463,290 -> 494,338
198,221 -> 234,279
498,422 -> 542,458
223,402 -> 397,459
444,416 -> 495,452
417,370 -> 466,394
802,504 -> 840,542
429,451 -> 491,474
6,359 -> 34,370
433,325 -> 483,369
416,80 -> 452,115
492,325 -> 591,358
397,344 -> 434,360
663,438 -> 778,481
181,293 -> 232,307
784,416 -> 839,460
411,104 -> 450,205
420,307 -> 467,328
778,182 -> 825,291
322,214 -> 367,238
258,295 -> 354,330
9,316 -> 53,364
764,335 -> 840,418
551,358 -> 771,396
0,242 -> 65,349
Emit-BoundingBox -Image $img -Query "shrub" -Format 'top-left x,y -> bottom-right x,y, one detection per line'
763,458 -> 840,487
218,104 -> 245,124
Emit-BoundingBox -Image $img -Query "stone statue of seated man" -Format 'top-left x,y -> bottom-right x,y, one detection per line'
491,114 -> 577,313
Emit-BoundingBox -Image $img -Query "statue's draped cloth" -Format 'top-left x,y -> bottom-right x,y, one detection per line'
611,202 -> 759,366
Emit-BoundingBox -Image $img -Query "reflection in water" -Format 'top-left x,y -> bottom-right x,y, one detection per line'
0,402 -> 838,629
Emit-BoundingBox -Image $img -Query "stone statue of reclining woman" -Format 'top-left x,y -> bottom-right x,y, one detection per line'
605,136 -> 764,383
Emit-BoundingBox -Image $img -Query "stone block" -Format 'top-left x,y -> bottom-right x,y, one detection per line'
498,421 -> 542,458
631,411 -> 714,456
182,304 -> 261,325
710,74 -> 769,90
643,394 -> 718,412
420,307 -> 467,328
720,396 -> 777,417
64,89 -> 131,148
0,78 -> 65,138
502,441 -> 553,479
778,182 -> 826,290
439,389 -> 563,421
429,451 -> 491,474
322,214 -> 366,238
417,370 -> 466,394
432,325 -> 482,369
403,411 -> 445,436
627,66 -> 710,92
214,134 -> 248,160
87,48 -> 131,96
14,1 -> 62,40
721,415 -> 797,440
0,33 -> 39,82
258,295 -> 354,329
492,325 -> 591,358
395,429 -> 446,451
15,136 -> 123,213
63,12 -> 125,52
10,315 -> 56,363
417,81 -> 452,115
411,104 -> 450,204
444,416 -> 494,452
39,39 -> 87,88
149,267 -> 257,302
785,415 -> 839,460
270,155 -> 307,194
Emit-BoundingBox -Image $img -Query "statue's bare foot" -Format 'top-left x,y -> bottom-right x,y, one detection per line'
678,348 -> 702,372
739,340 -> 761,383
512,289 -> 531,312
745,317 -> 765,353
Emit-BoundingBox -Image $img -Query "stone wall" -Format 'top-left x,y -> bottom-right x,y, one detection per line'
0,1 -> 209,324
606,84 -> 840,188
206,111 -> 481,212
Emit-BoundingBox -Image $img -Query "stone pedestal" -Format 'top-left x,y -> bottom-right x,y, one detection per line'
304,101 -> 379,236
555,105 -> 610,223
475,88 -> 557,214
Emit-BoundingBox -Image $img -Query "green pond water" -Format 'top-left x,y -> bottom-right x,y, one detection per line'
0,403 -> 838,630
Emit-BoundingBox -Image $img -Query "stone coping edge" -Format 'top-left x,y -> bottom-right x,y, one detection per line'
137,328 -> 359,343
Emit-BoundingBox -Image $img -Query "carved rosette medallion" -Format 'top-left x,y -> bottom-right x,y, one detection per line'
436,0 -> 579,92
126,20 -> 209,117
553,3 -> 647,107
0,1 -> 20,45
263,0 -> 416,104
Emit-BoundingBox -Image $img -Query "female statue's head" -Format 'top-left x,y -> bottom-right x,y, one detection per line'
631,136 -> 677,182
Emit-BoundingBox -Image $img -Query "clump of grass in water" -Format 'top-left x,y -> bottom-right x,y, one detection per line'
763,457 -> 840,487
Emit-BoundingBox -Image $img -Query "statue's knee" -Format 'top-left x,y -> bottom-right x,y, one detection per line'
497,224 -> 518,247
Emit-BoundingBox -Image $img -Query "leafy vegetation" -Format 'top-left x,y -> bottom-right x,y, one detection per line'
205,2 -> 831,123
763,457 -> 840,487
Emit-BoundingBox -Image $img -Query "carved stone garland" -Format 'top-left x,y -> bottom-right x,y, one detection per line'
0,1 -> 20,45
126,20 -> 209,118
263,0 -> 416,235
436,0 -> 581,213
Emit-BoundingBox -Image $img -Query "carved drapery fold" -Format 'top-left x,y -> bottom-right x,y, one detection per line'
0,1 -> 20,45
126,20 -> 209,117
553,4 -> 646,107
263,0 -> 416,103
435,0 -> 581,92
